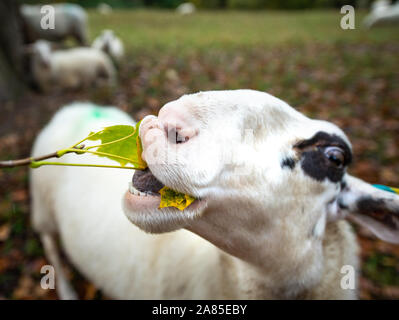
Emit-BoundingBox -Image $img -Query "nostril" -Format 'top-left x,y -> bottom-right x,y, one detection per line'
162,115 -> 197,144
167,127 -> 188,144
177,135 -> 189,144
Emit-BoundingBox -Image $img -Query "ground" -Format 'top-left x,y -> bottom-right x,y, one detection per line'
0,9 -> 398,299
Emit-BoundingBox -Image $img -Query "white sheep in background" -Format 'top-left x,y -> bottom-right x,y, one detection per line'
176,2 -> 196,15
92,30 -> 125,66
30,90 -> 399,299
97,3 -> 113,15
20,3 -> 88,45
364,0 -> 399,28
371,0 -> 391,11
29,40 -> 116,93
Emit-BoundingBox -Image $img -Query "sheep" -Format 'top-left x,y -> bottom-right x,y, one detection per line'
364,0 -> 399,28
29,40 -> 116,93
97,3 -> 113,15
176,2 -> 196,15
30,90 -> 399,299
20,3 -> 88,45
92,30 -> 125,66
371,0 -> 391,11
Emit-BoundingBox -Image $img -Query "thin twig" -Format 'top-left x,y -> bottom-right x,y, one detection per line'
0,152 -> 59,168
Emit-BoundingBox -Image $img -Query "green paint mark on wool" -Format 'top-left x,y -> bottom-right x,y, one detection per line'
92,108 -> 105,119
89,107 -> 119,121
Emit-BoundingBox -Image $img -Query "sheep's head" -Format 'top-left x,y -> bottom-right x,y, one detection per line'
93,29 -> 123,63
102,29 -> 115,39
123,90 -> 398,270
30,40 -> 52,68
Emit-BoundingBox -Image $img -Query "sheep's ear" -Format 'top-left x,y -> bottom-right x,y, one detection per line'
336,175 -> 399,244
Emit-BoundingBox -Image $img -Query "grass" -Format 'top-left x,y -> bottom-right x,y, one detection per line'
88,9 -> 399,53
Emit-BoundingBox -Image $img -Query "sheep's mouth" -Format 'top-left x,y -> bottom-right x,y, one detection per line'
124,168 -> 163,212
125,168 -> 203,212
129,168 -> 164,197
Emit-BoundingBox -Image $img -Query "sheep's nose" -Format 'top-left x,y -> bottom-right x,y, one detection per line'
139,115 -> 166,164
139,115 -> 161,138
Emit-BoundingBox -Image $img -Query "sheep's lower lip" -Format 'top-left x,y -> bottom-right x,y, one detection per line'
124,173 -> 161,211
124,189 -> 161,211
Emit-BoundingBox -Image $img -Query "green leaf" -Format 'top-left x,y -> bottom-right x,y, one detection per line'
159,186 -> 196,211
86,121 -> 147,169
29,119 -> 198,210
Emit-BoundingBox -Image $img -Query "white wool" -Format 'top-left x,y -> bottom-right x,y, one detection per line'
364,0 -> 399,28
92,30 -> 125,65
21,3 -> 88,45
97,3 -> 113,15
176,3 -> 196,15
30,41 -> 116,92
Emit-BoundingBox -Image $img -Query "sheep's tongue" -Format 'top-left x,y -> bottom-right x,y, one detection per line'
132,168 -> 164,194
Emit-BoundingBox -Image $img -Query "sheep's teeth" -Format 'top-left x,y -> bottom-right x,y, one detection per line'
128,182 -> 148,197
129,182 -> 138,195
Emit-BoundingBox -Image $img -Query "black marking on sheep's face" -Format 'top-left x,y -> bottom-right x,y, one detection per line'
357,197 -> 399,230
132,168 -> 164,195
281,158 -> 296,170
294,131 -> 352,183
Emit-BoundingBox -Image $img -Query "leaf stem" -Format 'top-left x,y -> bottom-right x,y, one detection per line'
30,161 -> 136,170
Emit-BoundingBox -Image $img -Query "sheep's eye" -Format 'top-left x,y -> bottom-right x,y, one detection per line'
324,146 -> 345,168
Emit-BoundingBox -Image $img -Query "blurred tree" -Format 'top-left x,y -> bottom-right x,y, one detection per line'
143,0 -> 156,5
191,0 -> 226,8
154,0 -> 184,8
227,0 -> 266,9
21,0 -> 144,8
0,0 -> 26,102
226,0 -> 363,9
19,0 -> 369,8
